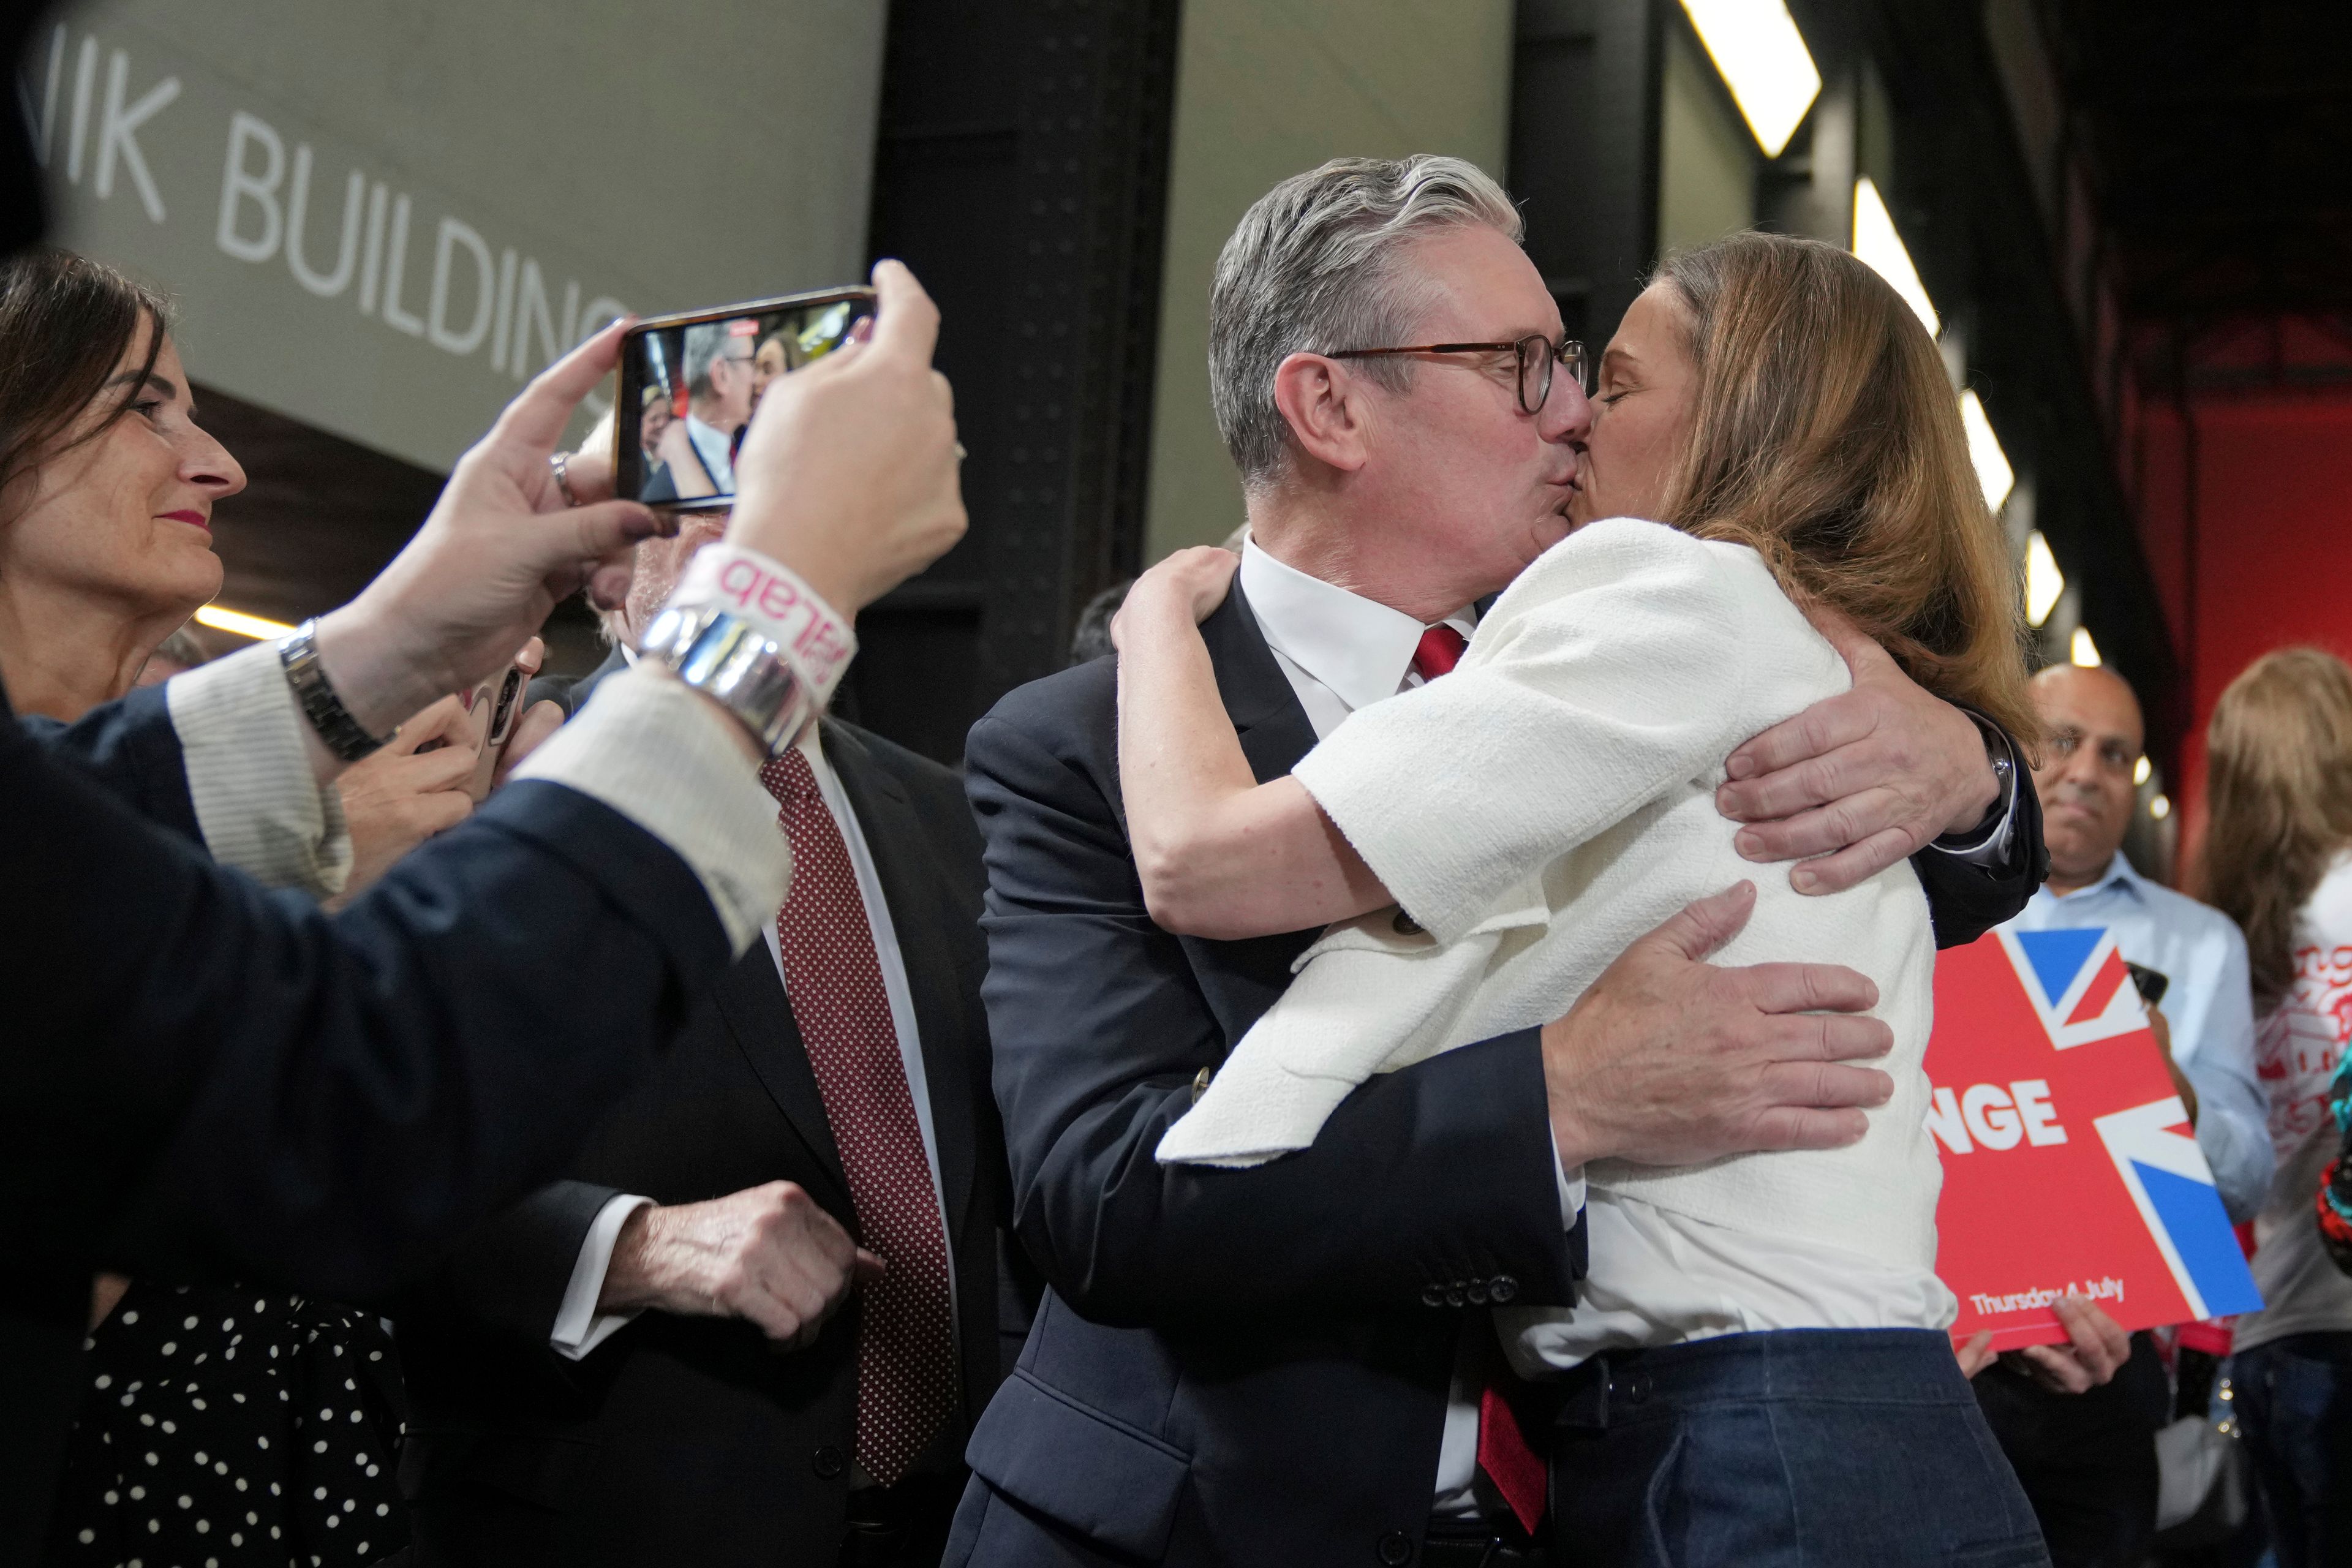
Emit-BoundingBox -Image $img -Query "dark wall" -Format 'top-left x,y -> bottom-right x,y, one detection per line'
844,0 -> 1182,766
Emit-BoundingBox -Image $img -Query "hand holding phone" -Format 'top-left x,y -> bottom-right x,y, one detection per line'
616,287 -> 877,511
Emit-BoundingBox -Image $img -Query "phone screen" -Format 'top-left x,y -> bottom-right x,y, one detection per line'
614,289 -> 875,510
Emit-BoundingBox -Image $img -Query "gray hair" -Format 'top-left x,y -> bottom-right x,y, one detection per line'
680,320 -> 748,399
1209,155 -> 1522,489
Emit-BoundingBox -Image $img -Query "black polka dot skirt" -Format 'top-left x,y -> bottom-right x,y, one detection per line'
46,1283 -> 409,1567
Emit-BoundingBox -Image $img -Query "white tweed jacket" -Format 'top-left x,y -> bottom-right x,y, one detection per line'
1156,516 -> 1943,1270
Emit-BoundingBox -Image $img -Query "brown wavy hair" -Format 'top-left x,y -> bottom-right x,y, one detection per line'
1652,232 -> 2038,748
2193,647 -> 2352,1012
0,248 -> 172,507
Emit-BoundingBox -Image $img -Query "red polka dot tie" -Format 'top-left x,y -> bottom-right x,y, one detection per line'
761,748 -> 958,1486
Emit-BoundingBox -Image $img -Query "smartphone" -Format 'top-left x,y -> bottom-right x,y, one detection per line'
2123,960 -> 2171,1009
459,662 -> 529,802
614,287 -> 877,511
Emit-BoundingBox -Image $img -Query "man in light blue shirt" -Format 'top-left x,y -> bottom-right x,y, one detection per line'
1996,664 -> 2273,1220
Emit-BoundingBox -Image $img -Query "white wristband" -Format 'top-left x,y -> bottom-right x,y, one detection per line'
667,544 -> 856,706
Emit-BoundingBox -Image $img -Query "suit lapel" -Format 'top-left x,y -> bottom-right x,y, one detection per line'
1199,579 -> 1320,785
821,723 -> 985,1258
710,941 -> 855,1212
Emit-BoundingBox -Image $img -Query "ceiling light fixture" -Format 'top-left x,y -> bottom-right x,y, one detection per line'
2071,625 -> 2101,668
1679,0 -> 1822,158
1959,391 -> 2015,513
194,604 -> 297,641
1852,176 -> 1939,337
2024,532 -> 2064,627
2133,755 -> 2152,786
2150,794 -> 2171,821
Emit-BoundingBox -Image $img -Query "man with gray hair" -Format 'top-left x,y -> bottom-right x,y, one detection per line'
948,156 -> 2042,1567
671,316 -> 761,492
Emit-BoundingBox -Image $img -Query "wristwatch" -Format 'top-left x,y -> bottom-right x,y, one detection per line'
278,619 -> 386,763
1936,709 -> 2016,850
639,603 -> 811,755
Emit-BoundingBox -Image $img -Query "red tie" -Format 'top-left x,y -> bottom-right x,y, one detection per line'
1412,624 -> 1468,682
1407,631 -> 1547,1532
761,748 -> 958,1485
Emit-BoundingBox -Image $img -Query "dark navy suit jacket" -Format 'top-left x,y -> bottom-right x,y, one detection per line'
1,679 -> 735,1556
394,650 -> 1026,1566
948,584 -> 2045,1567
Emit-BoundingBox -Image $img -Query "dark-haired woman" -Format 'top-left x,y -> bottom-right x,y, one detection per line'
0,249 -> 412,1566
2198,647 -> 2352,1568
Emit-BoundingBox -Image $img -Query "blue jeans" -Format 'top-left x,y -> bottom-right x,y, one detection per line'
1550,1329 -> 2049,1567
2233,1333 -> 2352,1568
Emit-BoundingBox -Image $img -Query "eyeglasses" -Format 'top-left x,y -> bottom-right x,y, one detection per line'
1327,334 -> 1588,415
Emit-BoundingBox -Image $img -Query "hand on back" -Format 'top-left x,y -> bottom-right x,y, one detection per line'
1541,881 -> 1896,1167
1716,612 -> 2001,894
1113,546 -> 1238,653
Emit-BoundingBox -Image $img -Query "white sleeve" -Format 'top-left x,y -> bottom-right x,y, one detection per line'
165,641 -> 354,897
550,1194 -> 655,1360
1293,519 -> 1803,946
510,665 -> 791,957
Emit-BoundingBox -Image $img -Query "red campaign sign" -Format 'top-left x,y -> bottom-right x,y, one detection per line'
1927,929 -> 2263,1351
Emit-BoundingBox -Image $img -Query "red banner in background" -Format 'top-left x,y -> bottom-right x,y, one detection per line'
1928,929 -> 2263,1351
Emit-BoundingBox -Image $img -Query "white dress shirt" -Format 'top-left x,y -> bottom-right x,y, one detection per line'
1237,538 -> 1564,1515
1995,851 -> 2274,1223
684,414 -> 737,494
548,714 -> 956,1362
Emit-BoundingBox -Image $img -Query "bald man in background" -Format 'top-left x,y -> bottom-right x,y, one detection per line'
1972,662 -> 2272,1568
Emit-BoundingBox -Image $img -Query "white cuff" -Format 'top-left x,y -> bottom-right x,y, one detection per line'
166,641 -> 354,896
550,1194 -> 654,1360
511,666 -> 791,956
1550,1126 -> 1587,1229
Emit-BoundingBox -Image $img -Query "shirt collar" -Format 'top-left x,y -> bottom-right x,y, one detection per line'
2045,850 -> 2143,904
1237,533 -> 1472,714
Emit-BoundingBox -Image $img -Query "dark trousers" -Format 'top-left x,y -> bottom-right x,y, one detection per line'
2233,1332 -> 2352,1568
1972,1332 -> 2168,1568
1549,1328 -> 2048,1567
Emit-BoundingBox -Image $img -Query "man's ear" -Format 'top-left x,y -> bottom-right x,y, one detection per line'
1271,352 -> 1374,475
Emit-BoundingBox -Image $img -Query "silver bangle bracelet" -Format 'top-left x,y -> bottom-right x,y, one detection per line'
640,603 -> 812,755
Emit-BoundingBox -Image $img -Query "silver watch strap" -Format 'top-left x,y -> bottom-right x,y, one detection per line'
640,604 -> 811,755
277,619 -> 385,763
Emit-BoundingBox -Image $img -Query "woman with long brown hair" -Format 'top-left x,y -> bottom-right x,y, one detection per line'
1109,230 -> 2044,1563
2195,647 -> 2352,1568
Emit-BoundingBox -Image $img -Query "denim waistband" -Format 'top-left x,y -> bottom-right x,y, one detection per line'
1550,1328 -> 1969,1431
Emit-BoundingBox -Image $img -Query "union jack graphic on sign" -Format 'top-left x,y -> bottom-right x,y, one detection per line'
1926,929 -> 2263,1351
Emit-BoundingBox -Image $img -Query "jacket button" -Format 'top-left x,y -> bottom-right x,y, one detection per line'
811,1446 -> 846,1479
1466,1280 -> 1490,1305
1422,1284 -> 1446,1308
1489,1275 -> 1518,1304
1445,1285 -> 1466,1308
1623,1370 -> 1653,1406
1376,1529 -> 1415,1564
1392,910 -> 1423,936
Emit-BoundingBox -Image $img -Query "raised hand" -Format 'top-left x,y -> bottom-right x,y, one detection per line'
726,259 -> 967,616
